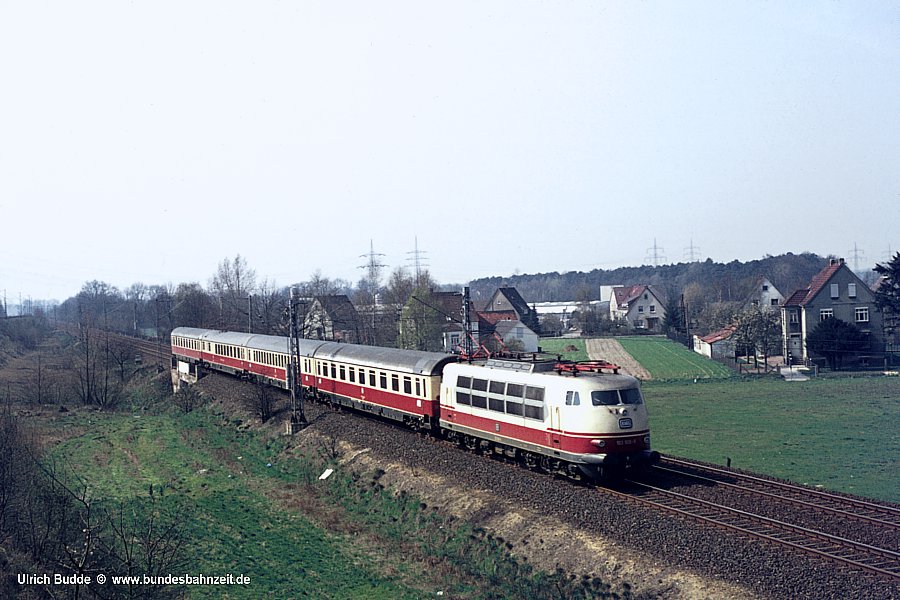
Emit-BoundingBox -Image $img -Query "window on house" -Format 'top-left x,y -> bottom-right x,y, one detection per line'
771,299 -> 779,306
638,306 -> 644,313
762,285 -> 769,291
830,284 -> 839,299
649,305 -> 656,313
790,312 -> 798,324
848,283 -> 857,298
855,307 -> 869,322
820,308 -> 833,321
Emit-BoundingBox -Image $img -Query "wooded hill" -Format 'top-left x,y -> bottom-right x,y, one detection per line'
468,252 -> 835,304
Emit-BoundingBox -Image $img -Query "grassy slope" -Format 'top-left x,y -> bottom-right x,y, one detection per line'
645,377 -> 900,502
617,336 -> 733,380
52,410 -> 419,599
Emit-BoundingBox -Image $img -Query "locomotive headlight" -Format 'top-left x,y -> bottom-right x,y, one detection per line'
590,439 -> 606,448
644,435 -> 651,446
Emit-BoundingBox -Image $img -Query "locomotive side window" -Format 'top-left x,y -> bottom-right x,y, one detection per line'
565,391 -> 581,406
472,378 -> 488,392
456,391 -> 471,405
457,376 -> 471,388
506,383 -> 524,398
489,381 -> 505,394
525,386 -> 544,401
488,397 -> 504,412
505,398 -> 523,415
471,393 -> 487,409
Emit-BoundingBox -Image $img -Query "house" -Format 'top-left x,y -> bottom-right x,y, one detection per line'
482,287 -> 540,333
430,291 -> 480,353
492,319 -> 539,352
303,295 -> 360,343
609,285 -> 667,331
744,277 -> 785,312
780,258 -> 883,365
694,325 -> 737,360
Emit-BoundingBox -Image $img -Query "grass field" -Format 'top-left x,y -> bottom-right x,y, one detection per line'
645,376 -> 900,502
617,336 -> 734,380
537,338 -> 589,361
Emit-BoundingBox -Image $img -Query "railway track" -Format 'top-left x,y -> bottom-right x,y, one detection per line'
600,457 -> 900,583
657,456 -> 900,528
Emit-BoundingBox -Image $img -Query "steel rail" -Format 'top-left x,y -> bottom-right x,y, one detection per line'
660,456 -> 900,526
603,480 -> 900,580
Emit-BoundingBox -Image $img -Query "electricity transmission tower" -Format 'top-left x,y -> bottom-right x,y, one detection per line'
406,236 -> 429,287
684,238 -> 701,262
645,238 -> 667,267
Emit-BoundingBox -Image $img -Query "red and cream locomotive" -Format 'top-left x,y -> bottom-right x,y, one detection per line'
171,327 -> 659,478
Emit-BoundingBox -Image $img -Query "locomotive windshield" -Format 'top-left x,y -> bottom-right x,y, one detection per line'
591,388 -> 643,406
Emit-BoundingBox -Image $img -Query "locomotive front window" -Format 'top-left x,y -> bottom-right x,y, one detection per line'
591,389 -> 643,406
591,390 -> 619,406
620,388 -> 643,405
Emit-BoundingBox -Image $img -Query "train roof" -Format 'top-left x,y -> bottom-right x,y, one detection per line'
444,361 -> 641,388
312,342 -> 458,376
171,327 -> 455,375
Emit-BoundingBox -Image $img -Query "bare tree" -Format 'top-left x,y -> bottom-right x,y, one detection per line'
246,380 -> 279,423
210,254 -> 257,330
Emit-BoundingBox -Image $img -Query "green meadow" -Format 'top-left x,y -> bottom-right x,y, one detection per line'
616,336 -> 734,380
645,376 -> 900,502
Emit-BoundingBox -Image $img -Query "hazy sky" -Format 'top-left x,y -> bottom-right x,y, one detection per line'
2,1 -> 898,302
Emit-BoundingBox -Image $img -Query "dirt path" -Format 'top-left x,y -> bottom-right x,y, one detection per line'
584,338 -> 652,380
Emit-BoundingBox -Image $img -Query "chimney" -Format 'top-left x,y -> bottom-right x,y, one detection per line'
839,257 -> 845,265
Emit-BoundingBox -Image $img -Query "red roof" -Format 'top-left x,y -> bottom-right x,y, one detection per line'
782,260 -> 844,307
612,285 -> 646,308
476,310 -> 518,325
700,325 -> 736,344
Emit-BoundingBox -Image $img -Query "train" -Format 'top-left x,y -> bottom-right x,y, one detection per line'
170,327 -> 660,479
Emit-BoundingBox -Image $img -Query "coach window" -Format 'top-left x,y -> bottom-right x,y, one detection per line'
391,374 -> 400,392
349,367 -> 355,383
380,372 -> 388,389
403,376 -> 412,394
369,370 -> 376,387
330,364 -> 337,379
415,378 -> 421,397
339,365 -> 346,380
